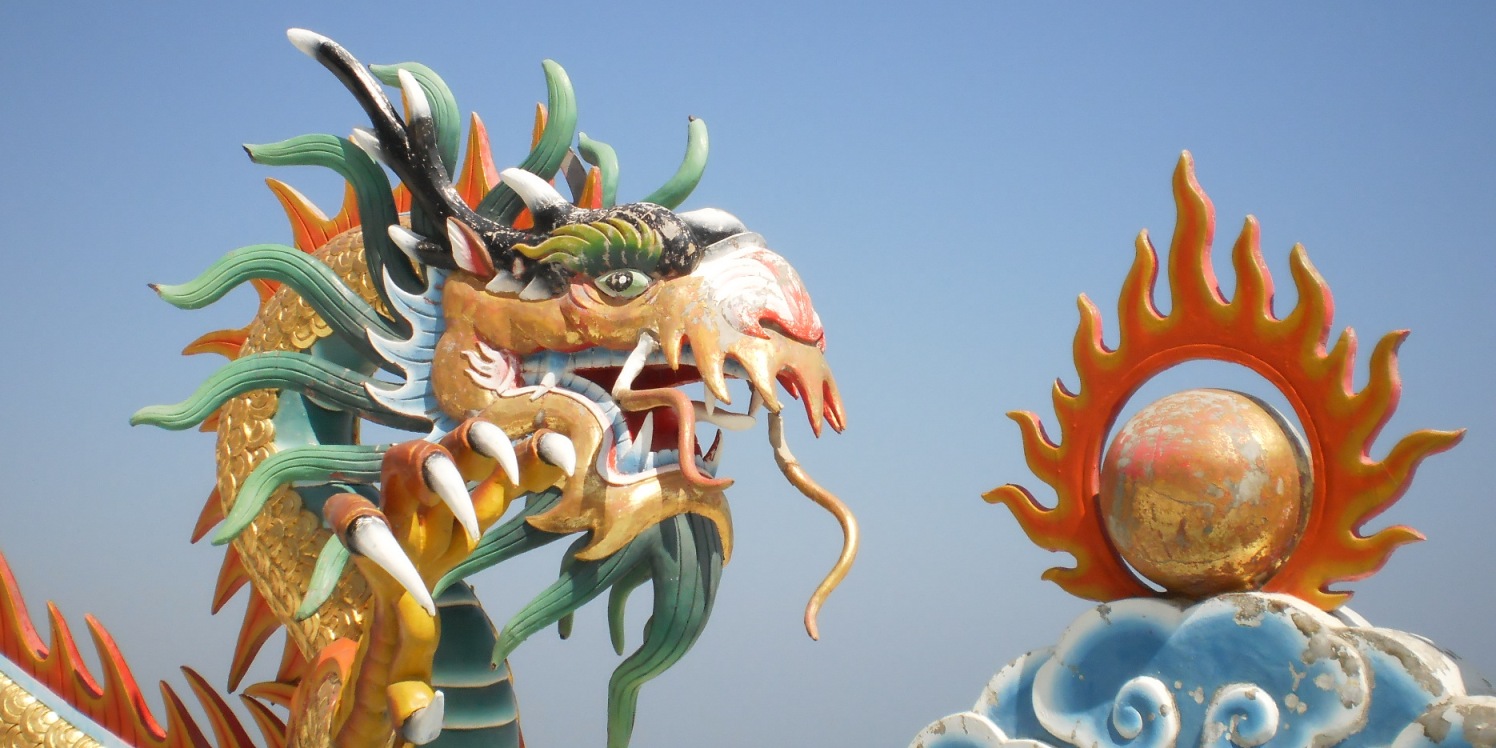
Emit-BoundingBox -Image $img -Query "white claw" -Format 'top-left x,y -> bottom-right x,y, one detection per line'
530,371 -> 558,401
397,69 -> 432,122
286,28 -> 330,57
703,387 -> 717,416
613,335 -> 658,398
468,421 -> 520,485
350,127 -> 388,164
484,270 -> 526,294
401,689 -> 445,745
748,390 -> 763,418
499,167 -> 569,215
346,517 -> 436,616
425,455 -> 480,543
387,225 -> 425,262
537,432 -> 577,476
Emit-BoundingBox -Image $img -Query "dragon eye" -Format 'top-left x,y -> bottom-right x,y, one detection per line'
595,269 -> 652,299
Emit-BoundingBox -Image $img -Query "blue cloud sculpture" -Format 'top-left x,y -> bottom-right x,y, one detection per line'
911,594 -> 1495,748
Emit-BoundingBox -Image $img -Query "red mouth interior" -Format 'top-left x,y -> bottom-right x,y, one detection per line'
572,364 -> 705,454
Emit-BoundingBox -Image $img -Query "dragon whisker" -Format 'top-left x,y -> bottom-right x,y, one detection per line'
768,411 -> 860,641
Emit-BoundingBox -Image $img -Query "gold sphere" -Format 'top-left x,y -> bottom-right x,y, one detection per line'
1099,389 -> 1309,597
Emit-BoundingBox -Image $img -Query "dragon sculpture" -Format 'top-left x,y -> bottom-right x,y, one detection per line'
0,29 -> 855,748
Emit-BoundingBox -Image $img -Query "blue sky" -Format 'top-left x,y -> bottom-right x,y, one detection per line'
1,3 -> 1493,746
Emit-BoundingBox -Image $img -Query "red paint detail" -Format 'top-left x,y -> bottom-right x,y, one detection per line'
777,373 -> 801,402
448,219 -> 497,279
726,247 -> 825,347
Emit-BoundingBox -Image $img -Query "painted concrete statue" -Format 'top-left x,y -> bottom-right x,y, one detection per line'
911,155 -> 1495,748
2,26 -> 1491,748
0,30 -> 856,748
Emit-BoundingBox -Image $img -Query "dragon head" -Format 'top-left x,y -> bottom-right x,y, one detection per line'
429,178 -> 845,564
133,30 -> 856,747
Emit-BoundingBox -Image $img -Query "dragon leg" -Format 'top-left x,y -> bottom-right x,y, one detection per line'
325,423 -> 569,745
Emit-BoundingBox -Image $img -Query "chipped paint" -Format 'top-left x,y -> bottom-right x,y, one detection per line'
911,594 -> 1493,748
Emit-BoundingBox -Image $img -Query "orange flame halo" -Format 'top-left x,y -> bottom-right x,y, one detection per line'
984,151 -> 1464,609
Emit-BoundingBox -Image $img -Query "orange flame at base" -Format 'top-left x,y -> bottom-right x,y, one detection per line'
0,550 -> 278,747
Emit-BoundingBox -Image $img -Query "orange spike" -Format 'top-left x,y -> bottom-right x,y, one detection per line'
501,102 -> 553,231
276,634 -> 310,684
156,680 -> 211,748
244,680 -> 299,709
577,166 -> 604,210
211,548 -> 250,614
393,183 -> 413,213
240,694 -> 289,748
84,614 -> 169,742
197,412 -> 222,433
531,102 -> 548,148
191,489 -> 225,544
265,179 -> 361,254
250,279 -> 280,305
227,589 -> 281,691
455,112 -> 501,208
181,666 -> 258,748
0,551 -> 48,663
44,603 -> 101,698
182,328 -> 251,360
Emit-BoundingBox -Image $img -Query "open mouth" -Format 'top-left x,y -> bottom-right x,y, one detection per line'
507,338 -> 764,487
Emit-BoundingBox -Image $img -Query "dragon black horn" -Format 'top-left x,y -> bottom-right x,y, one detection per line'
287,28 -> 537,272
678,208 -> 747,246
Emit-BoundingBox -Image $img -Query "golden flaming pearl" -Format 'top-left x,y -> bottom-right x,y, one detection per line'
1099,389 -> 1309,598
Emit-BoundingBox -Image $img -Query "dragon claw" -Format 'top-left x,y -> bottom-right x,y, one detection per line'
537,432 -> 577,476
344,515 -> 436,617
467,421 -> 520,484
399,689 -> 445,745
423,453 -> 480,543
